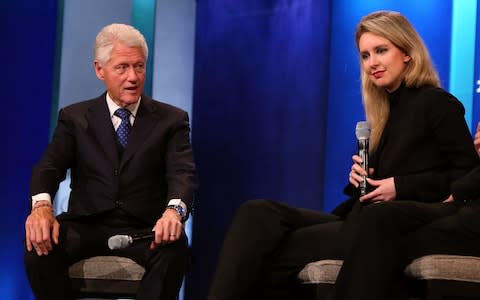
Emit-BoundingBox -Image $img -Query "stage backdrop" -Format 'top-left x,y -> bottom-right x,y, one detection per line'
2,1 -> 57,299
473,2 -> 480,128
188,1 -> 332,298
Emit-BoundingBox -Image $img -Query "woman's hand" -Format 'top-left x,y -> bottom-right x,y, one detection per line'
348,155 -> 373,187
359,177 -> 396,203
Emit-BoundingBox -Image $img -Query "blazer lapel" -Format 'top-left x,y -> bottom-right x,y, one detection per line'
120,96 -> 158,169
86,95 -> 120,166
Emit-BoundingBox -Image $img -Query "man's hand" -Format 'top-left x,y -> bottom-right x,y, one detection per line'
25,204 -> 59,256
359,177 -> 396,203
150,209 -> 184,250
474,122 -> 480,156
443,194 -> 454,203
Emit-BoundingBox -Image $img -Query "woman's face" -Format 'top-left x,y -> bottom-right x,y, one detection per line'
358,32 -> 411,92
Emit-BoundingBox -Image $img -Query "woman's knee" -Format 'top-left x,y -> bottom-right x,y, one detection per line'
235,199 -> 279,219
359,202 -> 399,227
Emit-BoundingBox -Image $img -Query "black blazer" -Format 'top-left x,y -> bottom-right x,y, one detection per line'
334,85 -> 480,216
30,93 -> 197,225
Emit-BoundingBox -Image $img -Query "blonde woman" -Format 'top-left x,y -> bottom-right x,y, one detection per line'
331,12 -> 480,300
208,11 -> 479,300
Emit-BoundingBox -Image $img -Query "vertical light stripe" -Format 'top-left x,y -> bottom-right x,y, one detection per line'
152,0 -> 196,118
132,0 -> 156,95
135,2 -> 196,300
450,0 -> 477,131
50,0 -> 65,137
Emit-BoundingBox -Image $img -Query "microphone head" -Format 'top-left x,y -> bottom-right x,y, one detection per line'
355,121 -> 371,140
108,235 -> 133,250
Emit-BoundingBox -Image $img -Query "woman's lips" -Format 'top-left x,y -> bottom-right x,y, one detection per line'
372,71 -> 385,79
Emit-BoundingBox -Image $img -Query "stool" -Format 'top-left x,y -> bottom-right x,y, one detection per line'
69,256 -> 145,299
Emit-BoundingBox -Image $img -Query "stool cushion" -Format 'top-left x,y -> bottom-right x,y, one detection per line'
69,256 -> 145,281
405,254 -> 480,283
297,259 -> 343,284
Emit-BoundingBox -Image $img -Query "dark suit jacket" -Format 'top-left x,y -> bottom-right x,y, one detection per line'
30,93 -> 197,225
451,165 -> 480,233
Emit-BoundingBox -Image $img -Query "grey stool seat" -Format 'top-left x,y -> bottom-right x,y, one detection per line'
297,255 -> 480,300
69,256 -> 145,299
298,259 -> 343,284
405,254 -> 480,283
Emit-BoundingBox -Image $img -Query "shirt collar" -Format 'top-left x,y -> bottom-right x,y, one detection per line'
105,93 -> 140,118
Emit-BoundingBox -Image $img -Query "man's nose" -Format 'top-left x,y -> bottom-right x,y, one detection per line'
126,66 -> 139,80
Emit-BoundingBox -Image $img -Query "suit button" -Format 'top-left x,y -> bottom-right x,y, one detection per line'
114,169 -> 119,176
115,201 -> 123,206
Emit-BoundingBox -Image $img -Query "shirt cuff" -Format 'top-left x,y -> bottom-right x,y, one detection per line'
167,198 -> 187,212
32,193 -> 52,207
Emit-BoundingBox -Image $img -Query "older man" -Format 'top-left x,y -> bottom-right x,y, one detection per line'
24,23 -> 196,300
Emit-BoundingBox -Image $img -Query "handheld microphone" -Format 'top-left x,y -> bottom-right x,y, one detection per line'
108,231 -> 154,250
355,121 -> 371,196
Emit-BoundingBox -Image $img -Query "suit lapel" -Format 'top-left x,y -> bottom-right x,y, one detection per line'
120,96 -> 158,169
85,95 -> 120,166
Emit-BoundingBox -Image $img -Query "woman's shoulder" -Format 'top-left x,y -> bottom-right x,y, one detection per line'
407,85 -> 462,108
410,85 -> 456,101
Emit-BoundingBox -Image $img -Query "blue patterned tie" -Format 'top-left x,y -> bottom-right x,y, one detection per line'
114,108 -> 131,147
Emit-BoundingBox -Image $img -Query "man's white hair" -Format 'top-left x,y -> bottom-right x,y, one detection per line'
94,23 -> 148,65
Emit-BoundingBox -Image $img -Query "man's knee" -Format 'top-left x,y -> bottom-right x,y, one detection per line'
24,249 -> 50,271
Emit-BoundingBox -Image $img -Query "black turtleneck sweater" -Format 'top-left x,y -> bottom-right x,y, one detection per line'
368,84 -> 480,202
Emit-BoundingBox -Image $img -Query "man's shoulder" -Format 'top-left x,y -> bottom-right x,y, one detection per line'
143,96 -> 187,116
61,94 -> 105,112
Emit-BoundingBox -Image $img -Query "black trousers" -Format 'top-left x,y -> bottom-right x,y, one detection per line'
330,201 -> 473,300
24,210 -> 188,300
208,200 -> 346,300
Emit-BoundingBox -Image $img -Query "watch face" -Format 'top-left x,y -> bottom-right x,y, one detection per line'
169,205 -> 186,218
177,207 -> 186,217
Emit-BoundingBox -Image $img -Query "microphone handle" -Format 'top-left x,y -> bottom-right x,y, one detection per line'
131,231 -> 155,242
358,139 -> 369,196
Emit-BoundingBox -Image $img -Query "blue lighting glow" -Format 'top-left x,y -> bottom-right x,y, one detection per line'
449,0 -> 477,132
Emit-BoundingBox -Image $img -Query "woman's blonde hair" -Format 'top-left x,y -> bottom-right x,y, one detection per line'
355,11 -> 440,152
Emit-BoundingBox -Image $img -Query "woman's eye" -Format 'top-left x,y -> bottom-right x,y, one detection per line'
377,47 -> 387,54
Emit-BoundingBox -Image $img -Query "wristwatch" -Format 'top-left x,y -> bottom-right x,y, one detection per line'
166,205 -> 187,221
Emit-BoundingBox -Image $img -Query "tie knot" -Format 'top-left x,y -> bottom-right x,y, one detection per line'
114,108 -> 131,121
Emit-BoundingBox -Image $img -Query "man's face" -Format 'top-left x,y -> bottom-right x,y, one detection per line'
95,42 -> 146,107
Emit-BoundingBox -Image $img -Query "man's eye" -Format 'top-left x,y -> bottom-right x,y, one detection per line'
134,64 -> 145,72
115,65 -> 128,73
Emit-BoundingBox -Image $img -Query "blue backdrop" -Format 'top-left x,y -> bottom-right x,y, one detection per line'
473,3 -> 480,127
188,1 -> 331,298
3,1 -> 57,299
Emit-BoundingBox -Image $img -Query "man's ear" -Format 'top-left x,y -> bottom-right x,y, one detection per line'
94,61 -> 104,80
